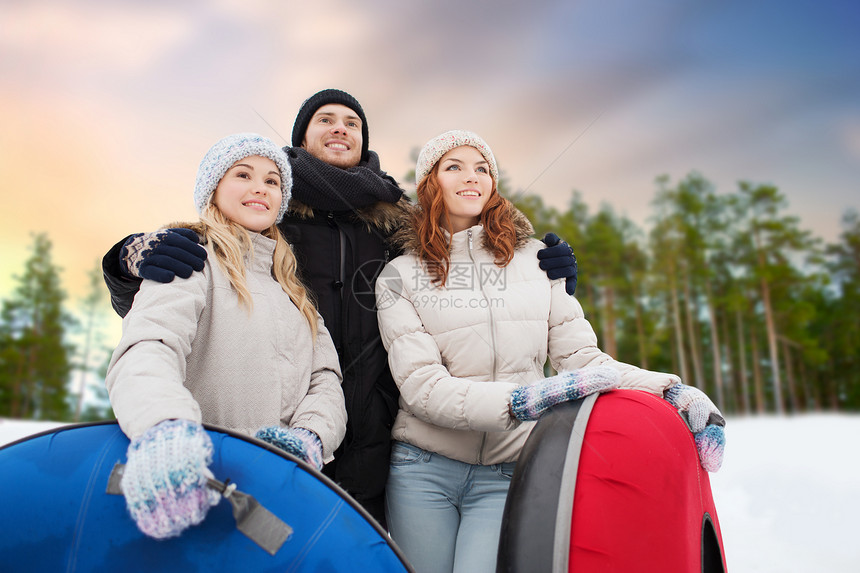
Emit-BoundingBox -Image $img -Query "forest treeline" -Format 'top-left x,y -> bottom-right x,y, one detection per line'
1,171 -> 858,421
510,172 -> 860,414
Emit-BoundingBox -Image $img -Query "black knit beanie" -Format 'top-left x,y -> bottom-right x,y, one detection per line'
291,89 -> 370,162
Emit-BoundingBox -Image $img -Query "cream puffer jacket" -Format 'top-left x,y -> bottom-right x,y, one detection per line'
375,210 -> 680,465
106,232 -> 347,461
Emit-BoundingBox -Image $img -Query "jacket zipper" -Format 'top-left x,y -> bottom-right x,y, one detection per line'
467,228 -> 497,465
327,213 -> 347,357
327,212 -> 347,305
338,229 -> 347,302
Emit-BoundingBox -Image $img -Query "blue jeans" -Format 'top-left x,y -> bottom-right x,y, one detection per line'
385,441 -> 516,573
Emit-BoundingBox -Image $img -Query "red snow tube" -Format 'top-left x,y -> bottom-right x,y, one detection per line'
498,389 -> 727,572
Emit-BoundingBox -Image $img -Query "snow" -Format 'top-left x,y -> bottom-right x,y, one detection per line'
708,414 -> 860,572
2,414 -> 858,571
0,418 -> 68,446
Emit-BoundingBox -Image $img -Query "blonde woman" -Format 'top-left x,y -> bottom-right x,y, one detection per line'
106,133 -> 346,540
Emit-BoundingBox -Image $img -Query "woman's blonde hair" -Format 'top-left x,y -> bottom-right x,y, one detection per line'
199,203 -> 319,338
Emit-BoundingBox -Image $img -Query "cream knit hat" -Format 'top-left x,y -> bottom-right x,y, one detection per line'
415,130 -> 498,186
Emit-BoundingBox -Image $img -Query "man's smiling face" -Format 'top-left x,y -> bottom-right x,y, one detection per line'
302,103 -> 363,168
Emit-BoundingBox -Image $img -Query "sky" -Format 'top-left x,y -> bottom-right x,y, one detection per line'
3,413 -> 858,571
2,0 -> 859,320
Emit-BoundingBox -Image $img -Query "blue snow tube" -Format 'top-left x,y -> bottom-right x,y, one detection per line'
0,421 -> 413,572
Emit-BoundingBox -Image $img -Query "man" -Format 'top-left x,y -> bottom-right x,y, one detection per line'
102,89 -> 578,527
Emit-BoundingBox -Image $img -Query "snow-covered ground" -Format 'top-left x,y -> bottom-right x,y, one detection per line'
2,414 -> 858,572
708,414 -> 859,572
1,418 -> 68,446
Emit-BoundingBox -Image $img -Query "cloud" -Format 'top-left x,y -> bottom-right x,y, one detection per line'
0,1 -> 191,75
1,0 -> 859,306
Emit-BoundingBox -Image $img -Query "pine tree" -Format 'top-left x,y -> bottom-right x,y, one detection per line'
649,175 -> 691,385
70,263 -> 114,421
0,233 -> 74,420
733,182 -> 813,414
819,209 -> 860,409
581,206 -> 627,356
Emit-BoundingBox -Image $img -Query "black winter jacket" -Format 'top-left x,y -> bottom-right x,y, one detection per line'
278,197 -> 407,524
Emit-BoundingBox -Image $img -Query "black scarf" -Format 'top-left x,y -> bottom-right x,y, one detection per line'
288,147 -> 404,212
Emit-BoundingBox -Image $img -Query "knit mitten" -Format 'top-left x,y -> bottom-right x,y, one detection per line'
255,426 -> 324,470
694,424 -> 726,472
663,383 -> 725,433
120,228 -> 207,283
664,383 -> 726,472
510,365 -> 621,421
121,419 -> 221,539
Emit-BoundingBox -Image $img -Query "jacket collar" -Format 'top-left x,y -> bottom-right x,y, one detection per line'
247,232 -> 276,271
391,200 -> 535,255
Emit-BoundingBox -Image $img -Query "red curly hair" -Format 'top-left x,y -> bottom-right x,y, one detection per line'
414,163 -> 517,287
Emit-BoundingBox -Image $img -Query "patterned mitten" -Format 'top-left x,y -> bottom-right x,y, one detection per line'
510,365 -> 620,421
255,426 -> 324,470
694,424 -> 726,472
664,383 -> 726,472
120,228 -> 207,283
121,419 -> 221,539
538,232 -> 578,295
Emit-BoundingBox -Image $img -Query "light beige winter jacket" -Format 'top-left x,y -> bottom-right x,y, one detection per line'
376,212 -> 680,465
106,233 -> 347,461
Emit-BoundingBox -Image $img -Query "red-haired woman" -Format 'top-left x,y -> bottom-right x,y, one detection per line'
375,130 -> 725,573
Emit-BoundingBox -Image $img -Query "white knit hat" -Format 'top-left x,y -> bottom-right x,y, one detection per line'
415,130 -> 498,186
194,133 -> 292,223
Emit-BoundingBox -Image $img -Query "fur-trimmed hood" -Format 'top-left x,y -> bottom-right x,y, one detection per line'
163,220 -> 205,237
389,199 -> 535,255
284,195 -> 411,235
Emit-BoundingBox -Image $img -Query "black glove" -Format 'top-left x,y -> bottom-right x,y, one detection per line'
538,232 -> 578,295
119,228 -> 207,283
